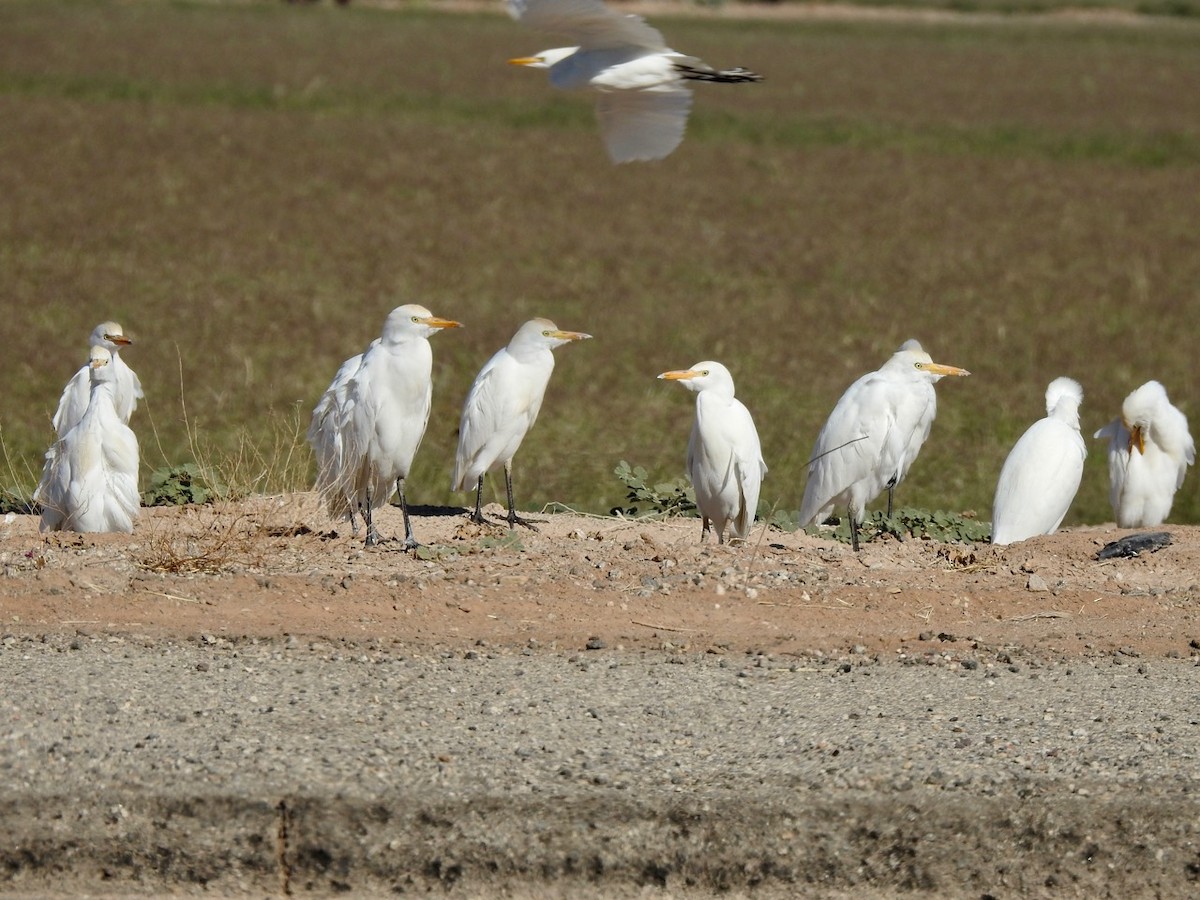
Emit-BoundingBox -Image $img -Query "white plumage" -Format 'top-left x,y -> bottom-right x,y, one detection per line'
37,346 -> 140,534
798,339 -> 970,550
1094,380 -> 1194,527
659,361 -> 767,545
311,305 -> 461,547
452,318 -> 591,528
51,321 -> 143,436
991,377 -> 1086,545
506,0 -> 761,163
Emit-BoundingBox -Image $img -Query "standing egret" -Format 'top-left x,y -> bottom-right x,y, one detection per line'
452,318 -> 591,529
1094,380 -> 1194,527
798,339 -> 970,551
506,0 -> 762,164
991,377 -> 1086,545
38,346 -> 140,534
52,321 -> 143,436
658,361 -> 767,545
316,305 -> 461,548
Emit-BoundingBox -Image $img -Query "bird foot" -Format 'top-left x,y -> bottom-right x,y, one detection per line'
505,513 -> 542,532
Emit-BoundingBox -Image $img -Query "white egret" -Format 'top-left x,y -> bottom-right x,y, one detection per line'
52,321 -> 143,436
799,339 -> 970,551
658,361 -> 767,545
1094,380 -> 1194,527
991,377 -> 1086,545
452,318 -> 591,529
316,305 -> 461,548
37,346 -> 140,534
506,0 -> 762,163
307,341 -> 376,533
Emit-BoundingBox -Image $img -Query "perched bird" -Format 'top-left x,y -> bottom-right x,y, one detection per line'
452,318 -> 591,529
314,305 -> 461,548
658,361 -> 767,545
799,340 -> 970,551
37,346 -> 140,534
991,377 -> 1086,545
1094,380 -> 1194,527
506,0 -> 762,163
51,321 -> 143,436
307,342 -> 375,533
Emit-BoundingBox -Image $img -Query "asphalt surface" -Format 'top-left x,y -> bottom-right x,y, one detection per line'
2,632 -> 1199,897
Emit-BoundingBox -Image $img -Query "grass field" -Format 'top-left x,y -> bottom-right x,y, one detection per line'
2,0 -> 1199,527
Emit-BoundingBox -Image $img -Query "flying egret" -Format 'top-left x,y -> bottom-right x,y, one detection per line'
506,0 -> 762,163
452,318 -> 591,529
798,339 -> 970,551
315,304 -> 461,548
37,346 -> 140,534
658,361 -> 767,545
1094,380 -> 1194,527
991,377 -> 1086,546
51,321 -> 143,436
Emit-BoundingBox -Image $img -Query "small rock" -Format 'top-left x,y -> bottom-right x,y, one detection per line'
1026,573 -> 1049,592
585,637 -> 606,651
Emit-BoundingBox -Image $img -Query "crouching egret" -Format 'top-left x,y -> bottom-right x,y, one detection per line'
659,361 -> 767,545
1094,380 -> 1194,527
38,346 -> 140,534
991,377 -> 1086,545
452,318 -> 591,529
52,321 -> 143,435
313,305 -> 461,548
506,0 -> 762,163
799,339 -> 970,551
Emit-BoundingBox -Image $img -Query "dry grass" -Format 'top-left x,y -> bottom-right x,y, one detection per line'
2,0 -> 1199,526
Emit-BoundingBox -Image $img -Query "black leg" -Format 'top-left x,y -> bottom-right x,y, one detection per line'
504,463 -> 538,531
364,487 -> 379,547
850,510 -> 861,552
397,477 -> 419,550
700,517 -> 711,543
470,475 -> 486,525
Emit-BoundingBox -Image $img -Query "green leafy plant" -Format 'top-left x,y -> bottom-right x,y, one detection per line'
142,463 -> 227,507
611,460 -> 696,518
0,490 -> 35,516
807,507 -> 991,546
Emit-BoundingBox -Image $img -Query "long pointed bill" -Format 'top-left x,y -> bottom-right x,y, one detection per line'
550,330 -> 591,342
419,317 -> 463,330
1129,424 -> 1146,454
658,369 -> 698,382
508,56 -> 541,67
104,333 -> 132,346
925,362 -> 970,377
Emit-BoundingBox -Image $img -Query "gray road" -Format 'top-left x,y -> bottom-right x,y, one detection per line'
2,632 -> 1199,897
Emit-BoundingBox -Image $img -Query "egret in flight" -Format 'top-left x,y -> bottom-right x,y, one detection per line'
38,346 -> 140,534
991,377 -> 1086,545
506,0 -> 762,163
659,361 -> 767,545
799,339 -> 970,551
313,305 -> 461,548
452,318 -> 591,529
1094,380 -> 1194,527
52,321 -> 143,435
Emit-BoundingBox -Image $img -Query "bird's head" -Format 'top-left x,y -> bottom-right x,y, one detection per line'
658,361 -> 735,396
382,304 -> 462,343
891,340 -> 970,382
88,346 -> 115,382
510,318 -> 591,354
508,47 -> 578,70
91,321 -> 132,350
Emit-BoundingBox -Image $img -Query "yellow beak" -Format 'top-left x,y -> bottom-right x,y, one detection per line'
508,56 -> 541,67
658,369 -> 698,382
1129,424 -> 1145,454
925,362 -> 970,377
104,333 -> 132,346
419,317 -> 463,330
550,330 -> 591,342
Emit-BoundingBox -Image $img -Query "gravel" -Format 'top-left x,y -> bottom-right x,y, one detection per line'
2,633 -> 1199,897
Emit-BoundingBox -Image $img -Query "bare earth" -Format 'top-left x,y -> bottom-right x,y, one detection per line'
3,495 -> 1197,661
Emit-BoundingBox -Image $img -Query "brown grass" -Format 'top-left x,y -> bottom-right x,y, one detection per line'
1,0 -> 1199,526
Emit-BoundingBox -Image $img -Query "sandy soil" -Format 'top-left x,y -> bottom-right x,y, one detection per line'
3,495 -> 1196,662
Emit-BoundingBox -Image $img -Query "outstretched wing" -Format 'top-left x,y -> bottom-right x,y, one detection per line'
508,0 -> 668,52
595,87 -> 691,163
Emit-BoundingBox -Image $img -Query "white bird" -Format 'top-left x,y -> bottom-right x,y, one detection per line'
51,321 -> 144,436
452,318 -> 591,529
799,339 -> 970,551
1094,380 -> 1194,528
37,346 -> 140,534
658,361 -> 767,545
991,378 -> 1086,545
315,305 -> 461,548
506,0 -> 762,163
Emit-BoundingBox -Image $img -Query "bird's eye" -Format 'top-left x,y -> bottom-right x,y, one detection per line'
542,330 -> 552,337
701,370 -> 710,376
914,362 -> 924,370
411,316 -> 420,323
